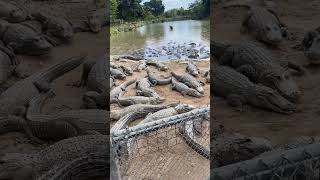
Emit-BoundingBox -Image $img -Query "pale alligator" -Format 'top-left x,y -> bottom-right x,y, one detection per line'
110,67 -> 126,80
171,72 -> 204,94
0,134 -> 108,180
212,40 -> 303,102
31,12 -> 74,46
302,30 -> 320,64
146,68 -> 171,85
75,8 -> 109,33
146,60 -> 168,71
117,93 -> 165,106
120,65 -> 133,76
0,19 -> 52,55
186,61 -> 200,76
0,55 -> 86,117
136,77 -> 161,98
172,77 -> 204,97
110,79 -> 136,103
211,124 -> 272,168
223,0 -> 287,44
134,60 -> 147,72
0,1 -> 29,23
80,56 -> 108,109
212,65 -> 296,114
110,103 -> 178,121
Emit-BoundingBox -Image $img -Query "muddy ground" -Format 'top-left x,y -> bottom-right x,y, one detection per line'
110,57 -> 210,180
212,0 -> 320,146
0,0 -> 107,179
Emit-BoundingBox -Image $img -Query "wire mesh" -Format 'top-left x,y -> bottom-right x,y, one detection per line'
111,107 -> 210,180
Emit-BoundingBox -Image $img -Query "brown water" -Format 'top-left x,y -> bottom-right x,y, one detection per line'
110,20 -> 210,56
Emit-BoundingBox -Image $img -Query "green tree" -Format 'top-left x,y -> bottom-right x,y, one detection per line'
117,0 -> 145,21
143,0 -> 165,17
110,0 -> 118,19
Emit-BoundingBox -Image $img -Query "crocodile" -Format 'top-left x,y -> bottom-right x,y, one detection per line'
172,77 -> 204,97
146,68 -> 171,85
146,60 -> 168,71
134,60 -> 147,72
186,61 -> 200,76
110,76 -> 115,89
116,55 -> 144,61
110,103 -> 178,121
110,79 -> 136,103
0,41 -> 16,83
111,110 -> 150,133
110,67 -> 126,80
136,77 -> 161,97
31,12 -> 74,46
22,92 -> 109,141
0,134 -> 108,180
141,104 -> 194,124
80,56 -> 108,109
211,124 -> 272,168
223,0 -> 287,45
0,19 -> 52,55
204,69 -> 210,83
0,1 -> 29,23
120,65 -> 133,76
75,8 -> 109,33
212,65 -> 296,114
171,72 -> 204,94
211,40 -> 303,102
302,30 -> 320,64
117,93 -> 165,106
0,55 -> 86,117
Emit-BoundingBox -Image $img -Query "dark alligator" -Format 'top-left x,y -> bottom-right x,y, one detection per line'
0,19 -> 52,55
110,79 -> 136,103
212,40 -> 303,102
0,134 -> 108,180
146,68 -> 171,85
172,77 -> 204,97
171,72 -> 204,94
31,12 -> 74,46
0,55 -> 86,117
223,0 -> 287,45
75,8 -> 109,33
0,40 -> 16,83
80,55 -> 108,109
0,1 -> 29,23
212,65 -> 296,114
302,30 -> 320,64
110,103 -> 178,121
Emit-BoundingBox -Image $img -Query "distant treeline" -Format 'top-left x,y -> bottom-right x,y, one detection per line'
110,0 -> 210,22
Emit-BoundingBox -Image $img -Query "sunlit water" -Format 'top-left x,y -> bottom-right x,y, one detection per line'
111,20 -> 210,61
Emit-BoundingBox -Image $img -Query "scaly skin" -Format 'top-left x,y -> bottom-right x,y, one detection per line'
136,77 -> 161,97
146,68 -> 171,85
146,60 -> 168,71
212,66 -> 296,114
171,72 -> 204,94
120,65 -> 133,76
110,79 -> 136,103
0,41 -> 16,83
211,40 -> 302,102
75,8 -> 109,33
172,77 -> 204,97
0,55 -> 86,117
186,62 -> 200,76
110,103 -> 178,121
303,31 -> 320,64
0,1 -> 29,23
117,93 -> 165,106
0,135 -> 108,180
110,68 -> 126,80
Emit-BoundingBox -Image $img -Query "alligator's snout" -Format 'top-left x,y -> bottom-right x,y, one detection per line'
263,25 -> 283,44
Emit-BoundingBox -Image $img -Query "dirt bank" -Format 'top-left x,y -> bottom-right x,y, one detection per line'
212,0 -> 320,146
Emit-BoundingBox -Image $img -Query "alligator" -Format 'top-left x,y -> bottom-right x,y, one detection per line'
110,79 -> 136,103
117,93 -> 165,106
302,30 -> 320,64
146,60 -> 168,71
211,40 -> 303,102
146,68 -> 171,85
212,65 -> 296,114
31,12 -> 74,46
0,19 -> 52,55
0,41 -> 16,83
80,56 -> 108,109
110,103 -> 178,121
116,55 -> 144,61
0,55 -> 86,117
186,61 -> 200,76
211,124 -> 273,168
141,104 -> 194,124
136,77 -> 161,98
0,134 -> 108,180
223,0 -> 287,45
120,65 -> 133,76
204,69 -> 210,83
134,60 -> 147,72
172,77 -> 204,97
110,76 -> 115,89
111,110 -> 151,133
171,72 -> 204,94
110,67 -> 126,80
75,8 -> 109,33
0,1 -> 29,23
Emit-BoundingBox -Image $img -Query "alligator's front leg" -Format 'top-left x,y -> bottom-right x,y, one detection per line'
219,47 -> 235,65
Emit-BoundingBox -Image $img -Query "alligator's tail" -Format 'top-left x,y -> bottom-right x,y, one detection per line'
39,55 -> 87,83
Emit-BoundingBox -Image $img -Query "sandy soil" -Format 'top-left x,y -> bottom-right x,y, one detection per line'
212,0 -> 320,146
110,58 -> 210,180
0,0 -> 107,179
